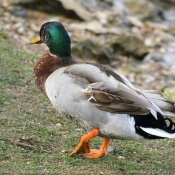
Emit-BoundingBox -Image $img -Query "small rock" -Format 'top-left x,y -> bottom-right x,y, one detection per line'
118,155 -> 125,159
111,35 -> 148,59
3,101 -> 11,105
17,26 -> 25,34
70,21 -> 122,35
76,0 -> 98,11
76,128 -> 83,132
145,22 -> 169,31
77,0 -> 114,11
163,9 -> 175,23
38,165 -> 46,171
127,16 -> 144,28
125,0 -> 159,20
57,0 -> 92,21
162,52 -> 175,66
144,51 -> 175,67
9,6 -> 28,18
72,39 -> 113,64
83,21 -> 107,34
107,145 -> 114,153
95,11 -> 108,25
17,0 -> 91,21
55,123 -> 62,127
163,87 -> 175,102
144,38 -> 154,47
30,23 -> 40,32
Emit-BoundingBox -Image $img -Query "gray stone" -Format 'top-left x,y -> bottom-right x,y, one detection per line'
144,51 -> 175,67
72,39 -> 113,64
16,0 -> 91,21
111,35 -> 148,59
9,6 -> 28,18
125,0 -> 158,20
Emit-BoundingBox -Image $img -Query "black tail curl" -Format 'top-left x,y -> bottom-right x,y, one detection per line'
133,112 -> 175,139
164,118 -> 175,132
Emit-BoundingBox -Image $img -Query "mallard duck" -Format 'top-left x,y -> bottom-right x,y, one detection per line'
30,21 -> 175,159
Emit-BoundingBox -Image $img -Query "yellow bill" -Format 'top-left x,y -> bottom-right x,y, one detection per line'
29,36 -> 43,44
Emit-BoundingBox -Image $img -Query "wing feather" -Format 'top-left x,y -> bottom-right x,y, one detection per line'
84,84 -> 150,115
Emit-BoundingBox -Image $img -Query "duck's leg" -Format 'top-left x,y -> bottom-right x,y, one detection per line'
70,128 -> 110,158
70,128 -> 99,156
70,139 -> 90,155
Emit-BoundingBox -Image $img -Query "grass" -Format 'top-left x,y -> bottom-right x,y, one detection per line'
0,29 -> 175,175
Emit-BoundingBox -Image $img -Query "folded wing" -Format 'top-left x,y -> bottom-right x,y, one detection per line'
64,63 -> 175,118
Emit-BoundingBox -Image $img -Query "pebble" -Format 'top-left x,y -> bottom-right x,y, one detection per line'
76,128 -> 83,132
55,123 -> 62,127
163,9 -> 175,22
17,26 -> 25,34
95,11 -> 108,25
118,155 -> 125,159
29,23 -> 40,32
107,145 -> 114,152
127,16 -> 144,28
4,101 -> 11,105
9,6 -> 28,18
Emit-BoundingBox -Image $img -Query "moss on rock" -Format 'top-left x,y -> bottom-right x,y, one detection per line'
163,87 -> 175,102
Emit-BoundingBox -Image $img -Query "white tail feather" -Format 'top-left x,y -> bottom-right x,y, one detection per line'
140,127 -> 175,138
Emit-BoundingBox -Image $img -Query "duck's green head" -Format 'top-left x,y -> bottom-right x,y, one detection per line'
30,21 -> 71,58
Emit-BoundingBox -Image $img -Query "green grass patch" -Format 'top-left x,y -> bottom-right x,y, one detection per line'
0,29 -> 175,175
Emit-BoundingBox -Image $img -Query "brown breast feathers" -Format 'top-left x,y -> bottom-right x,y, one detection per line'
34,51 -> 59,96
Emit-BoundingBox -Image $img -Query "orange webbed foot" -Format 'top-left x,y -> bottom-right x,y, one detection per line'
82,138 -> 110,159
81,149 -> 107,158
70,128 -> 110,159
